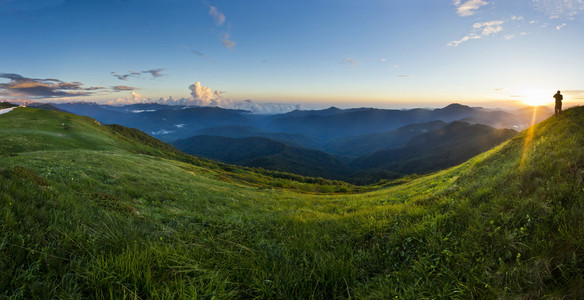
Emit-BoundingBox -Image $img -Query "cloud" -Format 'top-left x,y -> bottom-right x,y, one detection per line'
563,90 -> 584,100
143,69 -> 164,78
189,81 -> 217,105
112,85 -> 138,91
202,2 -> 236,49
505,34 -> 515,40
180,45 -> 216,63
447,33 -> 481,47
532,0 -> 584,19
511,15 -> 524,21
105,82 -> 302,114
340,57 -> 360,65
0,73 -> 104,98
454,0 -> 488,17
473,20 -> 504,36
221,33 -> 236,50
556,22 -> 567,30
111,72 -> 131,81
448,20 -> 504,47
111,68 -> 165,81
104,91 -> 147,105
397,75 -> 414,78
208,5 -> 225,25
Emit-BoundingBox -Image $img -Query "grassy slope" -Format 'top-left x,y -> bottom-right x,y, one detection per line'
1,107 -> 583,298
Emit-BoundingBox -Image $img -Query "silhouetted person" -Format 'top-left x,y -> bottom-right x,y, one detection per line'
554,90 -> 563,117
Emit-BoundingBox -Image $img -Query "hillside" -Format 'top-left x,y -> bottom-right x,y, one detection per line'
352,121 -> 518,174
324,120 -> 447,158
1,107 -> 583,298
173,135 -> 351,179
0,101 -> 18,109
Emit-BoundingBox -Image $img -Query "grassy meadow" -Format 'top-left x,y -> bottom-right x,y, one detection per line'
1,107 -> 583,298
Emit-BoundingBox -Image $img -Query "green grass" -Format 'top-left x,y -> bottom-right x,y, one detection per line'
1,107 -> 583,298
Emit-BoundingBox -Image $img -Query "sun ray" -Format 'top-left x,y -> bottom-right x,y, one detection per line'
519,106 -> 540,173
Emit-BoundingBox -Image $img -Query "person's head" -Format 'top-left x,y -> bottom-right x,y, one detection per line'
557,90 -> 561,94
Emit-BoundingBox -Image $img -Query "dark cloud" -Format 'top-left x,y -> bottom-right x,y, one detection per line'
0,73 -> 104,98
112,85 -> 138,91
111,72 -> 131,81
179,45 -> 216,63
142,68 -> 164,78
111,68 -> 165,80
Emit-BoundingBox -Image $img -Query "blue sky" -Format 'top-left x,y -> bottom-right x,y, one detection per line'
1,0 -> 583,111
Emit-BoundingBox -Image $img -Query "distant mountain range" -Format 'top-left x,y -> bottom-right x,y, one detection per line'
174,121 -> 518,184
43,101 -> 550,183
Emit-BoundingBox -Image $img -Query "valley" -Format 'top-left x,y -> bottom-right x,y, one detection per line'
48,102 -> 551,183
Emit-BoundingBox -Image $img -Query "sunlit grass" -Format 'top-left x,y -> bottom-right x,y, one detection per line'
1,107 -> 583,298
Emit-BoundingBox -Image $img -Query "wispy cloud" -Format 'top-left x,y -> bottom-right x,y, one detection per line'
112,85 -> 138,92
143,69 -> 164,78
340,57 -> 360,65
563,90 -> 584,100
397,75 -> 414,78
474,20 -> 504,36
221,32 -> 236,50
448,33 -> 481,47
203,1 -> 236,50
179,45 -> 216,63
208,5 -> 226,25
111,69 -> 165,81
556,22 -> 567,30
454,0 -> 488,17
532,0 -> 584,19
0,73 -> 104,98
448,20 -> 504,47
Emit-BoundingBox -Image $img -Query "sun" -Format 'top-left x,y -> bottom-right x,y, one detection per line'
515,87 -> 552,107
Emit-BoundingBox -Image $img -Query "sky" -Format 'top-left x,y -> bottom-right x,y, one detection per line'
1,0 -> 583,112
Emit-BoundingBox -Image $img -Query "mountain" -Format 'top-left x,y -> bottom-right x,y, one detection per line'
0,101 -> 18,109
351,121 -> 518,175
173,135 -> 350,179
193,125 -> 321,149
1,106 -> 584,298
267,103 -> 543,140
324,120 -> 447,158
50,102 -> 550,143
53,103 -> 260,142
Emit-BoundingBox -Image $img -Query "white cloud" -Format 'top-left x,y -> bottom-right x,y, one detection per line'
104,82 -> 302,114
454,0 -> 488,17
529,20 -> 537,24
448,20 -> 504,47
189,81 -> 216,105
340,57 -> 360,65
511,15 -> 524,21
208,6 -> 225,25
221,33 -> 236,50
104,91 -> 147,105
447,33 -> 481,47
474,20 -> 504,36
556,22 -> 567,30
532,0 -> 584,19
505,34 -> 516,40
